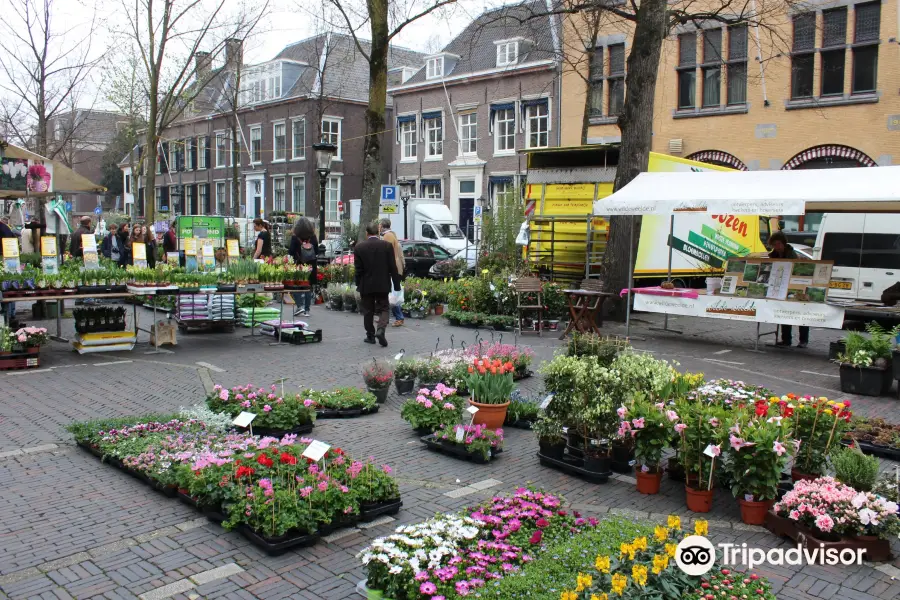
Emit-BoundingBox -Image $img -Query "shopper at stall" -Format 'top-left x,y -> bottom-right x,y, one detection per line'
769,231 -> 809,348
252,218 -> 272,259
1,217 -> 19,326
163,220 -> 177,253
125,224 -> 143,266
354,222 -> 401,347
100,223 -> 123,264
144,225 -> 158,268
289,218 -> 317,317
379,218 -> 405,327
69,216 -> 92,257
118,222 -> 130,247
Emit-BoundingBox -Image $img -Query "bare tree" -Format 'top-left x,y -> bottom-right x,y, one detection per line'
0,0 -> 101,159
324,0 -> 456,238
116,0 -> 268,225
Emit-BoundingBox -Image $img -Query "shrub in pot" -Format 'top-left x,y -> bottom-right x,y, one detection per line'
619,397 -> 676,494
362,359 -> 393,404
788,395 -> 852,481
675,401 -> 729,512
728,412 -> 795,525
393,358 -> 418,395
533,414 -> 566,460
831,446 -> 879,492
835,324 -> 898,396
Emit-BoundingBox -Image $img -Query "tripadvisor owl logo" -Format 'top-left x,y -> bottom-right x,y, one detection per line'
675,535 -> 716,576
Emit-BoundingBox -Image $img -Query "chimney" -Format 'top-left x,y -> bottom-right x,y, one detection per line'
225,38 -> 243,70
194,51 -> 212,78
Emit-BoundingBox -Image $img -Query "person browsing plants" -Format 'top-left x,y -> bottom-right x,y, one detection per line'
354,222 -> 401,347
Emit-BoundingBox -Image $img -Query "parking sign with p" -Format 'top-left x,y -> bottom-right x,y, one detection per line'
380,185 -> 399,214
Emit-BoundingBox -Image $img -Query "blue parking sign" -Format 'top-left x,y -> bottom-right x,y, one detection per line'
94,206 -> 102,215
381,185 -> 398,201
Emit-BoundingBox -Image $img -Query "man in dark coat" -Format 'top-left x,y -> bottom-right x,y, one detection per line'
70,216 -> 92,257
769,231 -> 809,348
354,222 -> 401,346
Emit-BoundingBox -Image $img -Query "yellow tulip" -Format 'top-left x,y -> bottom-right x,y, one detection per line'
694,520 -> 709,536
595,555 -> 611,573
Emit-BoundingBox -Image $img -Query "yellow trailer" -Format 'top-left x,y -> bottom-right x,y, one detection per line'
523,147 -> 772,283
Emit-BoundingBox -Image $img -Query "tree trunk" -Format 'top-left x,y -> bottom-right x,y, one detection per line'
580,87 -> 592,146
602,0 -> 667,318
145,100 -> 158,226
231,123 -> 240,217
359,0 -> 389,240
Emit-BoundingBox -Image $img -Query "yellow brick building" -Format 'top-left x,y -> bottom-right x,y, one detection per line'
561,0 -> 900,230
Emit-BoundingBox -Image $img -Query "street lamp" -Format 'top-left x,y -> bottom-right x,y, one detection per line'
312,140 -> 337,241
396,177 -> 414,239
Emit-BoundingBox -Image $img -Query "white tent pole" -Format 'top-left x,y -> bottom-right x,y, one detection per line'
625,215 -> 634,338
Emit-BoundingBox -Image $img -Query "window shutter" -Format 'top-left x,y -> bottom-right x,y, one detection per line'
204,136 -> 211,168
190,139 -> 197,169
203,184 -> 211,214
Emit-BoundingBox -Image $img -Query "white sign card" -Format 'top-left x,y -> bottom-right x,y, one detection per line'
466,406 -> 479,415
302,440 -> 331,462
233,411 -> 257,428
539,394 -> 554,410
455,425 -> 465,443
703,444 -> 719,457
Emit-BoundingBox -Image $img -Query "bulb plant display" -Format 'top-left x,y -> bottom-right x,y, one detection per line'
432,422 -> 504,461
465,341 -> 535,377
66,414 -> 401,542
206,384 -> 316,432
401,384 -> 464,432
464,357 -> 516,405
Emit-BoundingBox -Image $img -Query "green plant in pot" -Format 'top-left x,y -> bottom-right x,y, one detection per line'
728,411 -> 795,525
532,414 -> 565,460
393,358 -> 418,395
361,359 -> 393,404
831,445 -> 879,492
789,396 -> 853,481
416,358 -> 446,388
620,396 -> 673,494
676,401 -> 729,513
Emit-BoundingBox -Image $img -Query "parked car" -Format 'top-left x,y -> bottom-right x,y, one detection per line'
331,240 -> 452,278
319,238 -> 349,265
430,246 -> 478,277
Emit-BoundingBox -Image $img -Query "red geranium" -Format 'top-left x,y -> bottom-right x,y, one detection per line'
257,454 -> 274,468
236,466 -> 255,479
280,452 -> 297,465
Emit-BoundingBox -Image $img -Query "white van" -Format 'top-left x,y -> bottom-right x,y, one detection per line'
814,213 -> 900,301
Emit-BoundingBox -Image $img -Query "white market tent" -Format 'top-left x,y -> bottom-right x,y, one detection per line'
595,165 -> 900,216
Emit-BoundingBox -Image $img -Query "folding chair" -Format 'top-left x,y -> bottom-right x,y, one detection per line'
515,277 -> 543,336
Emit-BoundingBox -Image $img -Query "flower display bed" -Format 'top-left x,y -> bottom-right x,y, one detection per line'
536,451 -> 611,483
421,427 -> 503,464
304,388 -> 379,419
68,411 -> 402,556
206,383 -> 317,436
846,418 -> 900,459
764,511 -> 891,562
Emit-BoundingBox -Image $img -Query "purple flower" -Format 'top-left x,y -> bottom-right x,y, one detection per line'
419,582 -> 437,595
415,572 -> 429,582
455,581 -> 470,596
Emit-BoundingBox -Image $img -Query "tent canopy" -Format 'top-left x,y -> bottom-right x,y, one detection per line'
595,165 -> 900,216
1,140 -> 106,198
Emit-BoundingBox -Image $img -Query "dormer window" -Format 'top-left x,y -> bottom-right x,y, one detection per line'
426,57 -> 444,79
496,41 -> 519,66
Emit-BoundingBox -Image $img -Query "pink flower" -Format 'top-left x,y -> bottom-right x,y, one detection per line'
730,435 -> 749,451
815,514 -> 835,532
382,464 -> 392,474
674,423 -> 687,434
299,486 -> 312,497
415,572 -> 429,582
617,406 -> 628,419
317,481 -> 328,492
16,334 -> 25,343
240,401 -> 251,409
632,417 -> 645,429
303,398 -> 313,407
419,582 -> 437,595
789,510 -> 800,520
708,418 -> 720,427
443,402 -> 455,410
424,400 -> 433,408
666,410 -> 679,422
219,389 -> 229,401
709,444 -> 721,457
455,581 -> 470,596
773,441 -> 786,456
263,405 -> 272,412
419,388 -> 431,395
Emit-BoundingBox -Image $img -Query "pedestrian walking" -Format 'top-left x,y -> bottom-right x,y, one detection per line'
769,231 -> 809,348
354,222 -> 401,347
289,218 -> 318,317
379,218 -> 406,327
69,216 -> 92,257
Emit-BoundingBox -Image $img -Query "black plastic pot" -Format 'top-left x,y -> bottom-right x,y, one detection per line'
839,364 -> 894,396
893,349 -> 900,383
359,498 -> 403,522
539,440 -> 566,461
368,386 -> 389,404
583,455 -> 611,474
829,340 -> 847,361
238,525 -> 319,556
611,442 -> 635,474
395,377 -> 415,395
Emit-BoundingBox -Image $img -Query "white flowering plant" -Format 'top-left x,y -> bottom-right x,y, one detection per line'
178,404 -> 234,433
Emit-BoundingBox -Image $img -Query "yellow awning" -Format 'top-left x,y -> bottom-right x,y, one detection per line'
1,140 -> 106,198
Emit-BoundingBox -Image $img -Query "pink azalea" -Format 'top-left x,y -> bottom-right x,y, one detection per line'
773,441 -> 786,456
674,423 -> 687,434
303,398 -> 313,407
263,405 -> 272,412
632,417 -> 645,429
815,514 -> 835,532
666,410 -> 679,422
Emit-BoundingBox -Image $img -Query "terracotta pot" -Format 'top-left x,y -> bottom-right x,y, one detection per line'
25,346 -> 39,355
790,468 -> 818,483
469,399 -> 509,430
434,304 -> 444,316
738,498 -> 775,525
685,485 -> 714,513
636,470 -> 663,495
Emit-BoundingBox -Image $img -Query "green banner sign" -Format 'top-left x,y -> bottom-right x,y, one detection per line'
670,235 -> 725,269
176,216 -> 225,247
687,231 -> 730,261
700,224 -> 750,256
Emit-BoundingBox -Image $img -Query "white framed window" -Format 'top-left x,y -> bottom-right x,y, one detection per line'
291,118 -> 306,160
198,136 -> 207,169
321,117 -> 342,159
496,42 -> 519,67
273,177 -> 286,211
325,175 -> 341,223
459,113 -> 477,156
215,182 -> 226,214
215,133 -> 227,167
422,182 -> 441,199
250,126 -> 261,164
525,102 -> 549,149
400,117 -> 417,161
494,107 -> 515,154
424,115 -> 443,159
426,57 -> 444,79
155,187 -> 164,210
185,139 -> 194,170
492,179 -> 516,206
291,175 -> 305,214
273,122 -> 286,161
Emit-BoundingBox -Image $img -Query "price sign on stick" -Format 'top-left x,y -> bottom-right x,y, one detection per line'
184,238 -> 198,256
226,239 -> 239,258
302,440 -> 331,462
2,238 -> 20,273
455,425 -> 465,443
466,405 -> 479,427
233,412 -> 257,436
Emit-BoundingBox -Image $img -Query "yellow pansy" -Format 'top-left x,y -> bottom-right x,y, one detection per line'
560,591 -> 577,600
595,555 -> 611,573
611,573 -> 628,596
633,536 -> 648,551
654,526 -> 669,542
665,543 -> 678,558
667,515 -> 681,530
576,573 -> 593,592
632,564 -> 648,587
652,554 -> 669,575
694,519 -> 709,536
620,542 -> 632,556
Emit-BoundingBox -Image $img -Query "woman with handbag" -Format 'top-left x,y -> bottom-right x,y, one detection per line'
288,218 -> 318,317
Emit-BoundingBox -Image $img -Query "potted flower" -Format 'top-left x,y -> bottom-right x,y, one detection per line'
427,422 -> 504,462
393,358 -> 418,395
728,413 -> 795,524
789,395 -> 852,482
362,359 -> 393,404
400,383 -> 461,434
416,358 -> 446,389
620,398 -> 673,494
835,324 -> 898,396
463,357 -> 515,429
533,414 -> 566,460
676,401 -> 728,512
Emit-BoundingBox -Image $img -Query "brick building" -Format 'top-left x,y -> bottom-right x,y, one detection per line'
389,0 -> 561,237
132,34 -> 422,234
561,0 -> 900,232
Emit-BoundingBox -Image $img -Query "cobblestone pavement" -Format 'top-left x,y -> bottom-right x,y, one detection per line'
1,300 -> 898,600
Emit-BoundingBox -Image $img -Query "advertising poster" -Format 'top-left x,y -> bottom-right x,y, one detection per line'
132,242 -> 148,269
720,258 -> 833,303
2,237 -> 20,272
41,236 -> 59,275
